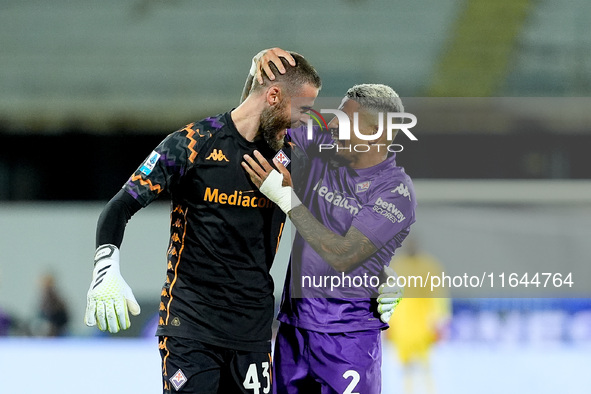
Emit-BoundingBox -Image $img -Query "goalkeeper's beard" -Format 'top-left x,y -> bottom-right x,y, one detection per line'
259,99 -> 291,151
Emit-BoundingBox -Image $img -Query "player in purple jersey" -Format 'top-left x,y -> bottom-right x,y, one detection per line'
243,50 -> 414,394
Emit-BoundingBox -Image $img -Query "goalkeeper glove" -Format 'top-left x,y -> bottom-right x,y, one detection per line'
84,245 -> 140,333
377,265 -> 403,324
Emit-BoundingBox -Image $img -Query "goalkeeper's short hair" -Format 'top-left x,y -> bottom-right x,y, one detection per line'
250,52 -> 322,96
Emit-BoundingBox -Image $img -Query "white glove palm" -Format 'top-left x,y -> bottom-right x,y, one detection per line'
84,245 -> 140,333
377,265 -> 403,324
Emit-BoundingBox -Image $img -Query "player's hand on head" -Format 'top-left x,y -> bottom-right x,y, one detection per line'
377,265 -> 403,324
253,47 -> 296,84
84,245 -> 141,333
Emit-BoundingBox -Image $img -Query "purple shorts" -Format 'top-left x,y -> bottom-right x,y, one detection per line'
273,323 -> 382,394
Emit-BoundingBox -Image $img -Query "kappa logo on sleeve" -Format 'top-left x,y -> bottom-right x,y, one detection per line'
274,149 -> 291,167
140,151 -> 161,176
170,369 -> 187,391
391,182 -> 411,201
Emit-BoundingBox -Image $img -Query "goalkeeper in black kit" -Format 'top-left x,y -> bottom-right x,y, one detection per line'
84,49 -> 321,394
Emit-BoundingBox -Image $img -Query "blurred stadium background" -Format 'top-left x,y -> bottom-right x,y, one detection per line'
1,0 -> 590,393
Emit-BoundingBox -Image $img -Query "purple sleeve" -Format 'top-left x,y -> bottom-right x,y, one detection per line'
351,180 -> 417,249
287,125 -> 333,156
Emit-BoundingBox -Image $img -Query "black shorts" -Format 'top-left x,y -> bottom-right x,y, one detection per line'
159,336 -> 273,394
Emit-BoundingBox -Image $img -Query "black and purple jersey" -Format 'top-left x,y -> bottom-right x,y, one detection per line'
279,126 -> 417,333
123,112 -> 289,352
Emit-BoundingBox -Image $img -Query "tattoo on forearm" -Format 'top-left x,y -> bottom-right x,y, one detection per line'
289,205 -> 377,272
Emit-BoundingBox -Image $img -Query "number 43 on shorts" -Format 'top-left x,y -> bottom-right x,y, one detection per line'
242,361 -> 271,394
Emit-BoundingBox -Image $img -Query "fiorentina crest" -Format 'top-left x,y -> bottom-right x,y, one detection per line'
274,150 -> 290,167
170,369 -> 187,391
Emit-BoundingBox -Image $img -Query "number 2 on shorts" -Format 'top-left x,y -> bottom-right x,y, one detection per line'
342,370 -> 360,394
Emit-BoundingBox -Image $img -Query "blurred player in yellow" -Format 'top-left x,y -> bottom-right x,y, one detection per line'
386,237 -> 451,394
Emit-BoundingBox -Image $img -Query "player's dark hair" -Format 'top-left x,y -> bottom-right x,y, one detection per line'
252,52 -> 322,96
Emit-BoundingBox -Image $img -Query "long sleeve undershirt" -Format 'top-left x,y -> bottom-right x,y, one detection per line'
95,189 -> 143,248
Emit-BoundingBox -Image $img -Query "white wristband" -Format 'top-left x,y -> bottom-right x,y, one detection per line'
94,244 -> 119,265
92,244 -> 121,278
259,170 -> 302,214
